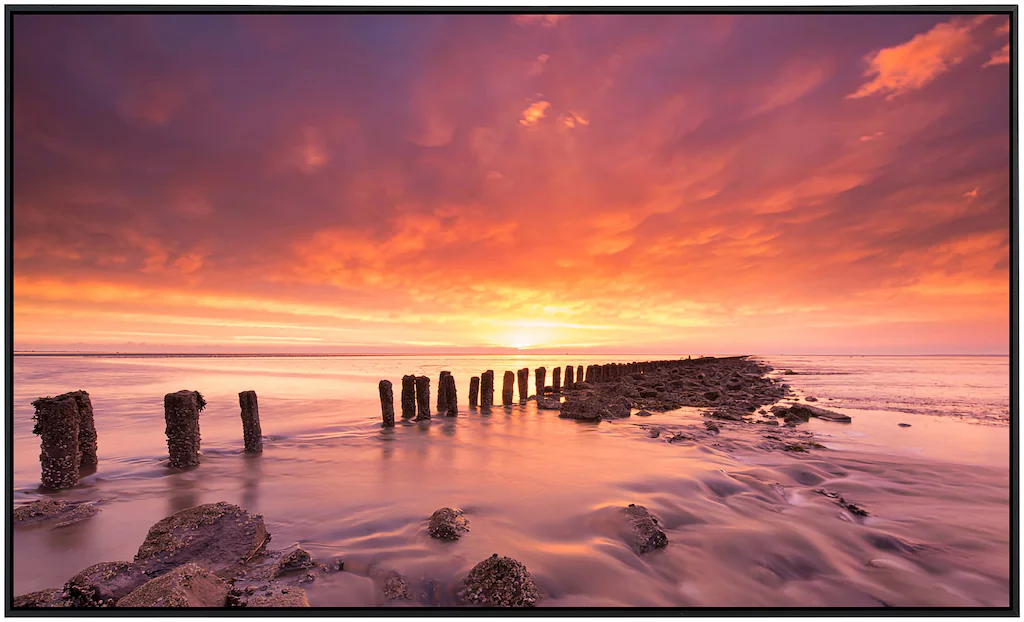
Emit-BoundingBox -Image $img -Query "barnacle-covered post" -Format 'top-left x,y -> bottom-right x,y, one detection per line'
517,368 -> 529,403
552,367 -> 561,394
502,371 -> 515,406
238,390 -> 264,452
401,375 -> 416,419
535,367 -> 546,398
444,374 -> 458,416
164,390 -> 205,468
564,365 -> 574,390
437,372 -> 451,413
480,371 -> 495,408
415,376 -> 431,421
55,390 -> 97,468
469,376 -> 480,408
32,395 -> 80,490
379,381 -> 395,428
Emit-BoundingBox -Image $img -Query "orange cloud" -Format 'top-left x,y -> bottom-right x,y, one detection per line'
849,16 -> 991,100
519,100 -> 551,127
514,15 -> 565,28
983,43 -> 1010,67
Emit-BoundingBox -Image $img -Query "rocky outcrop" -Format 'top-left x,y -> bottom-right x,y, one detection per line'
116,563 -> 228,608
460,554 -> 539,607
134,502 -> 268,577
14,499 -> 98,528
427,507 -> 469,540
624,504 -> 668,554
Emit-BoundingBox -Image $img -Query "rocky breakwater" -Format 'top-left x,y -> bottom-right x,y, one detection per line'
560,356 -> 789,422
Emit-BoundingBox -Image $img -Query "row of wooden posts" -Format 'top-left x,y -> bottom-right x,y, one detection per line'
32,359 -> 685,489
377,360 -> 671,428
31,389 -> 265,491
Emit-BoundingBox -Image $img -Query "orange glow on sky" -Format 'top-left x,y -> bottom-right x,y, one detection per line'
12,13 -> 1011,354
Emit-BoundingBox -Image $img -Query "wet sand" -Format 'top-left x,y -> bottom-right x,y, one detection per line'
12,355 -> 1011,607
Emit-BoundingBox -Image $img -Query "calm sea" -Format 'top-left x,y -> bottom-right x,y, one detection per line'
11,354 -> 1011,606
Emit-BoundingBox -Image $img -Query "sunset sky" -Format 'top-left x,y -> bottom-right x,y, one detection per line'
12,13 -> 1012,354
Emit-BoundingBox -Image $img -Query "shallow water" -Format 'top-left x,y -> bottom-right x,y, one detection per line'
11,354 -> 1011,607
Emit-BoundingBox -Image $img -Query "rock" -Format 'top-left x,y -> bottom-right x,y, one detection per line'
898,423 -> 911,428
773,404 -> 851,424
704,421 -> 720,433
460,554 -> 539,607
63,561 -> 148,607
116,563 -> 228,607
427,507 -> 469,540
12,588 -> 67,608
272,547 -> 315,577
806,396 -> 818,402
635,410 -> 652,417
647,428 -> 661,438
134,502 -> 269,577
243,586 -> 310,607
624,504 -> 668,554
559,395 -> 630,420
639,389 -> 658,398
703,390 -> 720,401
784,370 -> 798,375
382,570 -> 411,601
13,499 -> 98,528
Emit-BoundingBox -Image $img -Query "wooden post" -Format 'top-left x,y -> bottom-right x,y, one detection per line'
480,371 -> 494,408
502,371 -> 514,406
517,368 -> 529,403
414,376 -> 431,421
164,390 -> 204,468
437,371 -> 451,413
469,376 -> 480,408
55,391 -> 96,469
238,390 -> 264,452
379,381 -> 395,428
444,374 -> 458,417
31,395 -> 80,490
565,365 -> 574,389
535,367 -> 546,398
401,375 -> 416,419
552,367 -> 561,393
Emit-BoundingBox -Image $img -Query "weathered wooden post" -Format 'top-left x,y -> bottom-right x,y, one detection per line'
535,367 -> 546,397
401,375 -> 416,419
517,368 -> 529,402
379,381 -> 395,428
552,367 -> 561,393
576,365 -> 583,385
502,371 -> 514,406
437,371 -> 451,413
31,395 -> 80,490
164,390 -> 204,468
565,365 -> 574,389
480,371 -> 494,408
469,376 -> 480,408
238,390 -> 264,452
414,376 -> 431,421
444,374 -> 458,416
54,391 -> 97,468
